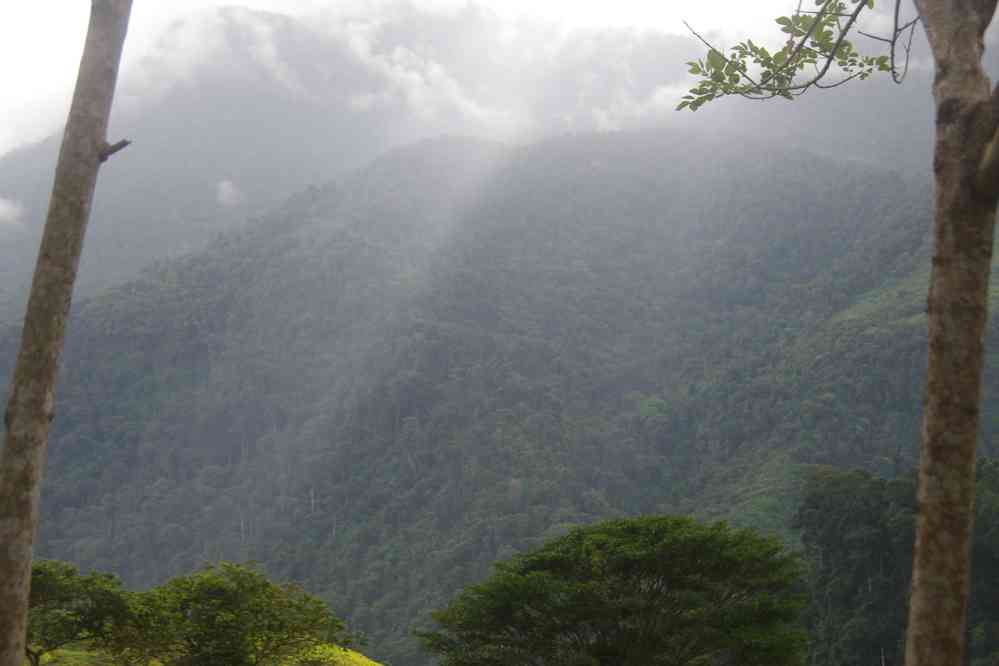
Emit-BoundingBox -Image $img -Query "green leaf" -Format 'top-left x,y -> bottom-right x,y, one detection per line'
706,49 -> 726,71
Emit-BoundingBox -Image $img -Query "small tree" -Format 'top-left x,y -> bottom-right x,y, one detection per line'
25,560 -> 128,666
108,562 -> 351,666
418,516 -> 807,666
679,2 -> 999,664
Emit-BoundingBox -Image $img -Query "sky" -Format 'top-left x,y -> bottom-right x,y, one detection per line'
0,0 -> 796,157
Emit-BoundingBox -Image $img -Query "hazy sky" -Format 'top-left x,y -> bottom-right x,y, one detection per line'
0,1 -> 795,157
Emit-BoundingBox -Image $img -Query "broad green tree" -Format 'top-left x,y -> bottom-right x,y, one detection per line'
0,3 -> 132,665
25,560 -> 128,666
107,562 -> 351,666
681,2 -> 999,664
418,516 -> 807,666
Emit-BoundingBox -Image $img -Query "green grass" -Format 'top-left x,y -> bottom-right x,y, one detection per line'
308,646 -> 383,665
37,648 -> 113,665
29,646 -> 382,666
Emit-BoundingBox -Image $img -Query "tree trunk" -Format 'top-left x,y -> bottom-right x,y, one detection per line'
0,3 -> 132,666
906,2 -> 999,665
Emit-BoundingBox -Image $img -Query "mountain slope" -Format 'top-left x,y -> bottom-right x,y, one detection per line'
0,2 -> 954,327
0,129 -> 960,664
0,5 -> 702,325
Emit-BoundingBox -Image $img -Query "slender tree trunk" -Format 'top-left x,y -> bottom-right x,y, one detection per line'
906,2 -> 999,665
0,3 -> 132,666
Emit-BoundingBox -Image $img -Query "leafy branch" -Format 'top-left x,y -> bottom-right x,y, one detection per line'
678,0 -> 919,110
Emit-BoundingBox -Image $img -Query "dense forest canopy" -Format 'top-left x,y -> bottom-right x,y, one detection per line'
2,126 -> 984,663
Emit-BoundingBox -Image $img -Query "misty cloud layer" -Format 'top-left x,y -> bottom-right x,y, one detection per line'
110,1 -> 967,172
118,3 -> 699,141
2,0 -> 991,321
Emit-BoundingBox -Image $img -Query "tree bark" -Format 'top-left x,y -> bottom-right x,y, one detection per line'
906,2 -> 999,665
0,3 -> 132,666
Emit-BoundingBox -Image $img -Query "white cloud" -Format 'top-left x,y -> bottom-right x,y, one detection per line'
0,197 -> 24,227
228,8 -> 314,99
0,0 -> 955,159
216,180 -> 246,207
318,12 -> 531,136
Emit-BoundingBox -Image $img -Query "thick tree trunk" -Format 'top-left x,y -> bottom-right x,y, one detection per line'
906,2 -> 999,665
0,3 -> 131,666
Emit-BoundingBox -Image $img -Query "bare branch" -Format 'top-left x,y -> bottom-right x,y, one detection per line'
99,139 -> 131,163
890,1 -> 920,83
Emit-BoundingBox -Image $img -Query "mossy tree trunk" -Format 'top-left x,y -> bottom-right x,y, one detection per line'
906,2 -> 999,664
0,3 -> 132,666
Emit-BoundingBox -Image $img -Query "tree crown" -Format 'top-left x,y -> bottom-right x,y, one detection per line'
419,516 -> 807,666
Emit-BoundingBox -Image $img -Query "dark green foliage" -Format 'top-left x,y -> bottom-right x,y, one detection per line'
419,516 -> 807,665
25,561 -> 128,666
24,560 -> 353,666
794,462 -> 999,665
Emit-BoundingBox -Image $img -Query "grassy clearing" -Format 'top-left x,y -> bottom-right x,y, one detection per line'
30,646 -> 381,666
37,648 -> 113,665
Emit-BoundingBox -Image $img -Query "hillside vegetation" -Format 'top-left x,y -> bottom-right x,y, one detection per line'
1,129 -> 980,663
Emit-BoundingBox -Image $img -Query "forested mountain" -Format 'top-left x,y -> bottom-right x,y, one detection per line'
0,3 -> 945,328
0,5 -> 698,325
0,128 -> 973,664
0,7 -> 435,321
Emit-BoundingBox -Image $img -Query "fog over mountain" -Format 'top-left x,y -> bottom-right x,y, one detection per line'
0,1 -> 972,324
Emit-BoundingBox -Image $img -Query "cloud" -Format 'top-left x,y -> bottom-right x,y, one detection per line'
102,3 -> 709,146
16,1 -> 944,176
119,9 -> 228,108
226,8 -> 314,99
216,180 -> 246,207
0,197 -> 24,227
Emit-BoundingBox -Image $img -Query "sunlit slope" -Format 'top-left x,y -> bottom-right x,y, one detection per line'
0,129 -> 955,664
